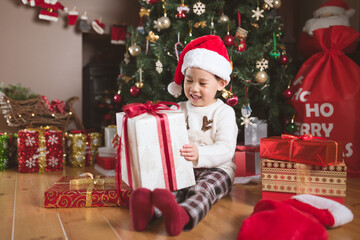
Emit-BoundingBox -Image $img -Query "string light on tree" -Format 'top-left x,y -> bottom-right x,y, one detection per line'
285,114 -> 297,134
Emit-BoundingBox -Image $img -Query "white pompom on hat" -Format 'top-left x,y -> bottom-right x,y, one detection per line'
168,35 -> 232,98
313,0 -> 355,18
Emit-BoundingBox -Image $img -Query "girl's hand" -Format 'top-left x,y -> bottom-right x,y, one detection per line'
180,143 -> 199,161
112,133 -> 120,149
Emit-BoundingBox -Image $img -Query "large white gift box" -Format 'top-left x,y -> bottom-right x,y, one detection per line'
116,105 -> 195,191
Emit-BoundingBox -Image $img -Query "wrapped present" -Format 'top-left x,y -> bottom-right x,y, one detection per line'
17,127 -> 63,173
104,125 -> 117,148
233,145 -> 260,177
0,133 -> 10,171
244,117 -> 267,146
260,134 -> 342,166
65,130 -> 102,167
98,147 -> 116,158
116,101 -> 196,191
261,159 -> 346,204
96,155 -> 115,170
44,174 -> 130,208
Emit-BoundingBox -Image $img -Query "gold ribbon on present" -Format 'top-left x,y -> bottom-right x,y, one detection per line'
194,21 -> 207,28
139,7 -> 150,18
70,173 -> 116,207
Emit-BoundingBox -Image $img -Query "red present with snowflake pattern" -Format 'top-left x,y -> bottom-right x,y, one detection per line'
44,175 -> 131,208
261,159 -> 346,204
18,127 -> 63,173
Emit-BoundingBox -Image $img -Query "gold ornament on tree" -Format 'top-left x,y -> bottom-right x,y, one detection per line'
135,68 -> 144,89
273,0 -> 281,9
146,31 -> 159,43
154,0 -> 171,31
255,71 -> 268,83
129,40 -> 142,57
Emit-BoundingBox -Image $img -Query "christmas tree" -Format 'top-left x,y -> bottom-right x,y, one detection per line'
116,0 -> 296,139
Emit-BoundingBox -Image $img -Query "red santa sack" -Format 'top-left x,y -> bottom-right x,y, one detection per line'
289,26 -> 360,177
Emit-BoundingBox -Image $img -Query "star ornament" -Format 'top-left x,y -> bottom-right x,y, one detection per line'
256,58 -> 269,71
153,19 -> 162,31
265,0 -> 274,8
241,116 -> 255,128
252,7 -> 264,21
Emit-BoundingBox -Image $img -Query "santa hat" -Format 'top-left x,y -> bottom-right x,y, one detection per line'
237,194 -> 353,240
92,19 -> 105,35
167,35 -> 232,98
313,0 -> 355,18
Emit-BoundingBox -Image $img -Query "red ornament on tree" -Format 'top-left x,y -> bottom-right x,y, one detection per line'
223,34 -> 234,47
279,54 -> 289,65
147,0 -> 159,5
226,95 -> 238,106
282,88 -> 294,99
130,85 -> 141,97
175,11 -> 187,20
113,93 -> 123,103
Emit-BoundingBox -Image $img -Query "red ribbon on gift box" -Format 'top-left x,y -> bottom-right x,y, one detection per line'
281,134 -> 339,164
116,101 -> 180,195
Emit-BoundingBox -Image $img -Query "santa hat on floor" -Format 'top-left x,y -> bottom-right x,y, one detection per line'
167,35 -> 232,98
313,0 -> 355,18
92,19 -> 105,35
237,194 -> 353,240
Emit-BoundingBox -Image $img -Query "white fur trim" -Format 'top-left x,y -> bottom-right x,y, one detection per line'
68,11 -> 78,16
44,0 -> 57,4
92,21 -> 105,35
302,15 -> 350,35
22,0 -> 27,4
167,82 -> 182,98
111,40 -> 125,45
80,15 -> 88,20
39,14 -> 58,22
345,9 -> 356,18
292,194 -> 354,228
30,0 -> 35,6
177,6 -> 190,12
181,48 -> 232,83
313,6 -> 346,17
63,7 -> 69,14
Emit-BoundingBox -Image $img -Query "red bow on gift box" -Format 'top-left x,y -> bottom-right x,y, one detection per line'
122,101 -> 179,118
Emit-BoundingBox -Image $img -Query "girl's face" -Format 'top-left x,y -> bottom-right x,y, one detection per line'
184,67 -> 227,107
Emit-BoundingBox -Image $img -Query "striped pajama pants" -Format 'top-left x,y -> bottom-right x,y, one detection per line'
155,168 -> 232,230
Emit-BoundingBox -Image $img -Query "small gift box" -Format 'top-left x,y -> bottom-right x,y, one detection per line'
116,101 -> 195,191
104,125 -> 117,148
0,133 -> 10,171
96,155 -> 115,170
261,159 -> 346,204
17,127 -> 63,173
260,134 -> 342,166
233,145 -> 261,177
244,118 -> 267,146
44,174 -> 130,208
65,130 -> 102,167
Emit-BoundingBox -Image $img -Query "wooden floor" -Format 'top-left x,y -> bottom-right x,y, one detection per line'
1,167 -> 359,240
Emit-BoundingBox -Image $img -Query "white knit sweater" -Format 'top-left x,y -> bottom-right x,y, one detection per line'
178,99 -> 238,182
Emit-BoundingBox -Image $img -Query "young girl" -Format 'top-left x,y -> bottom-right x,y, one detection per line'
114,35 -> 238,236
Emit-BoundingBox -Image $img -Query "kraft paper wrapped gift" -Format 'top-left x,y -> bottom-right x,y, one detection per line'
261,159 -> 346,204
116,102 -> 196,191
